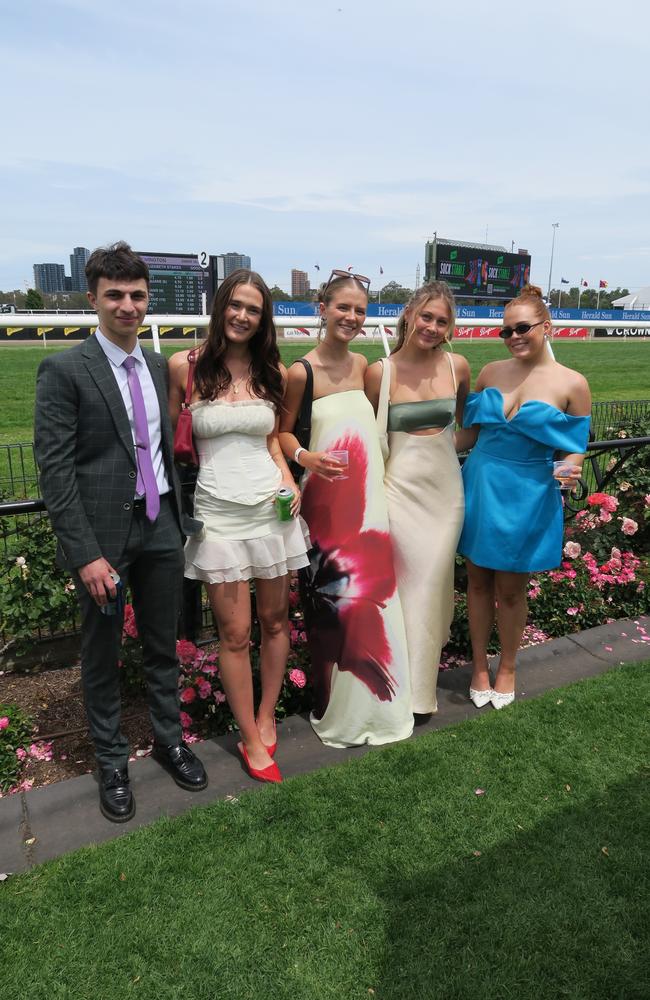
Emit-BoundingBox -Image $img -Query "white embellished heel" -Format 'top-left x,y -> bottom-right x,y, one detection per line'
490,690 -> 515,710
469,687 -> 493,709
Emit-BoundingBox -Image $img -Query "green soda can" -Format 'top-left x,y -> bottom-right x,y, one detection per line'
275,487 -> 294,521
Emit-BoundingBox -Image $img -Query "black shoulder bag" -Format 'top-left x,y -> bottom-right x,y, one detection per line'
288,358 -> 314,481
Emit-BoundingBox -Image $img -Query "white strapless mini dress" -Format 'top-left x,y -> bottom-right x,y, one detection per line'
184,399 -> 310,584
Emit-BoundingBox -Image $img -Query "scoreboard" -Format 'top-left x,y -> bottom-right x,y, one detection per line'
425,240 -> 531,301
137,252 -> 213,314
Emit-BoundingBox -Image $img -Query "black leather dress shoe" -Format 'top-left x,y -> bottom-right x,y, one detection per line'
99,768 -> 135,823
152,743 -> 208,791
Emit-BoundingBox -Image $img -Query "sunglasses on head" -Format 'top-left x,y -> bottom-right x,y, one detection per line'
499,320 -> 545,339
324,269 -> 371,292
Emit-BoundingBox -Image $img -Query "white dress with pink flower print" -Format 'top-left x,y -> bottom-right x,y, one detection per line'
298,390 -> 414,747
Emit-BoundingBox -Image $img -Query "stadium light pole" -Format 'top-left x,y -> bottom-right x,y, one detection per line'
547,223 -> 559,304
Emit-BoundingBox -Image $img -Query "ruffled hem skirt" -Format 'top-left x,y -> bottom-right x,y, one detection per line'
185,490 -> 311,584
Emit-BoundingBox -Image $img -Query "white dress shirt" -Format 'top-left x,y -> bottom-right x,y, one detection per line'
95,329 -> 171,497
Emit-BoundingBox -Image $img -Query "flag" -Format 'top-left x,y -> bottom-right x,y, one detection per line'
581,279 -> 588,287
314,264 -> 320,271
561,277 -> 569,284
599,279 -> 608,289
379,266 -> 384,275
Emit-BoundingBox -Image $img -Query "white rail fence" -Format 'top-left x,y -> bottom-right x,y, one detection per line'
1,314 -> 649,356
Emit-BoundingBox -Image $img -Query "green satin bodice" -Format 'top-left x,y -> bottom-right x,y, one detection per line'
387,397 -> 456,433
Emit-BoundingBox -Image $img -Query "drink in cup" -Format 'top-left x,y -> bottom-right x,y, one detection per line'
328,449 -> 349,479
553,460 -> 579,491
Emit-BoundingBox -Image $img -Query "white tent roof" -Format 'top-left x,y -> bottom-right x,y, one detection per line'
611,286 -> 650,310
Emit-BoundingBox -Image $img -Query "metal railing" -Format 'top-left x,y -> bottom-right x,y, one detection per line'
1,390 -> 648,648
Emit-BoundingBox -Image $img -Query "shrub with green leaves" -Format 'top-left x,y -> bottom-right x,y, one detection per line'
0,702 -> 32,793
0,512 -> 78,651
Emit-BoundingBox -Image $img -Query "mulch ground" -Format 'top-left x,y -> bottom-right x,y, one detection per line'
0,664 -> 154,789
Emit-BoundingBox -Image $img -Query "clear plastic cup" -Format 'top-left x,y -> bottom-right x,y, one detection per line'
328,449 -> 349,479
553,460 -> 579,491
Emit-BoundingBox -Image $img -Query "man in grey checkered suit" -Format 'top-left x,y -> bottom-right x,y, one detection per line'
34,242 -> 207,822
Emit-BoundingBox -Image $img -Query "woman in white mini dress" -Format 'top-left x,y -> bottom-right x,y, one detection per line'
169,270 -> 309,783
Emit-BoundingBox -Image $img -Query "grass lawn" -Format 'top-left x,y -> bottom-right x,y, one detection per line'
2,341 -> 650,445
1,662 -> 648,1000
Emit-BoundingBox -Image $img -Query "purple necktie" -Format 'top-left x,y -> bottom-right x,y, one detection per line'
123,355 -> 160,522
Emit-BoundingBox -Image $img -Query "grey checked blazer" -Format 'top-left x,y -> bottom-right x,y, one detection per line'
34,334 -> 201,571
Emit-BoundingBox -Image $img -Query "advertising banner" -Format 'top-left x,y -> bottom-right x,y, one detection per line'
434,246 -> 531,300
594,327 -> 650,338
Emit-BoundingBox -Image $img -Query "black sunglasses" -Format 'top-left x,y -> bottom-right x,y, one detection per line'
499,320 -> 545,339
324,269 -> 371,292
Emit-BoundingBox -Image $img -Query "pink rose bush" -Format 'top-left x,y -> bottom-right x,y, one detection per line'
116,580 -> 313,739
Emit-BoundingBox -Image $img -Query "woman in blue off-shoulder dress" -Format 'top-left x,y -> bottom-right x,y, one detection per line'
456,285 -> 591,710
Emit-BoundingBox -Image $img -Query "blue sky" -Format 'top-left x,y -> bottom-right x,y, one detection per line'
1,0 -> 649,295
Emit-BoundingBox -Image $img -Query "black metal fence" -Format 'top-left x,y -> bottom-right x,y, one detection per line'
2,399 -> 649,649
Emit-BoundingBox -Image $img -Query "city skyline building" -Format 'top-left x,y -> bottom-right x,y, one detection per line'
70,246 -> 90,292
33,262 -> 66,294
291,268 -> 309,298
220,252 -> 251,277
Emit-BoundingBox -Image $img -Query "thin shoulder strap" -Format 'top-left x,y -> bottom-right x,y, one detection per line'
446,351 -> 458,395
377,357 -> 390,426
183,349 -> 198,408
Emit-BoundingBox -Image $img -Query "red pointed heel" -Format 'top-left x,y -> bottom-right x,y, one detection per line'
257,717 -> 277,756
237,742 -> 282,784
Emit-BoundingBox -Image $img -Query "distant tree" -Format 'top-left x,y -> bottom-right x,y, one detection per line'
550,286 -> 631,309
376,281 -> 413,304
269,285 -> 291,301
24,288 -> 45,310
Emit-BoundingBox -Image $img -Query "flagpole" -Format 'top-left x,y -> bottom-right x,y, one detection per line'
578,280 -> 583,309
597,287 -> 600,309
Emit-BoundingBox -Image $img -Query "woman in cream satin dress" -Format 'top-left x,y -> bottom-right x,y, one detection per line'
365,282 -> 469,715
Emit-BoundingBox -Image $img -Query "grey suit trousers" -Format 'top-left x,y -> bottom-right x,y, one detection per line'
73,496 -> 184,772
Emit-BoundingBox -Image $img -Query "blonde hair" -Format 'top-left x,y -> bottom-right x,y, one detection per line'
392,281 -> 456,354
505,284 -> 551,324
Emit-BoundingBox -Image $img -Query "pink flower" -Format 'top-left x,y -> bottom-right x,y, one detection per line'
179,687 -> 196,704
214,691 -> 227,704
645,494 -> 650,507
15,747 -> 27,761
528,585 -> 541,600
620,517 -> 638,536
196,678 -> 212,700
0,716 -> 9,730
201,660 -> 219,676
566,607 -> 579,616
179,710 -> 193,729
563,541 -> 581,559
288,668 -> 307,689
176,639 -> 199,664
599,511 -> 612,524
587,493 -> 618,512
122,604 -> 138,639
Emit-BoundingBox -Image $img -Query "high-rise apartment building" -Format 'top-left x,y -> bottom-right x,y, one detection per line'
70,246 -> 90,292
33,263 -> 66,294
291,269 -> 309,298
221,252 -> 251,277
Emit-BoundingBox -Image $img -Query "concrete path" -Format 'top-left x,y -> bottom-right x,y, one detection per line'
1,615 -> 648,876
